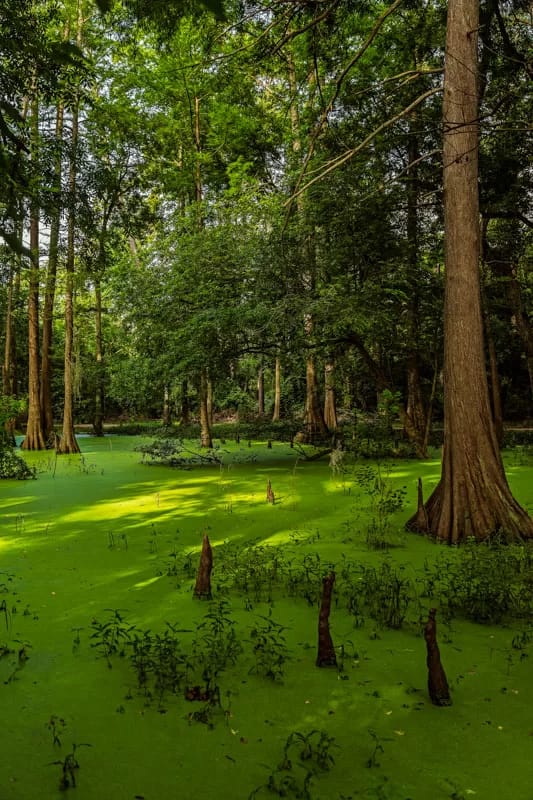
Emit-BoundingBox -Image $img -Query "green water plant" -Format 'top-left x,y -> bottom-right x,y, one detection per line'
249,610 -> 290,681
49,742 -> 91,790
90,609 -> 136,667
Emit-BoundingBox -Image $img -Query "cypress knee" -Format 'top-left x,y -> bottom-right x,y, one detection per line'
194,534 -> 213,600
266,480 -> 275,504
407,477 -> 430,533
316,571 -> 337,667
424,608 -> 451,706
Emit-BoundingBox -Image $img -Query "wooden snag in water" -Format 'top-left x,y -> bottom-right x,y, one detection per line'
266,479 -> 275,504
407,477 -> 430,533
424,608 -> 451,706
193,533 -> 213,600
316,571 -> 337,667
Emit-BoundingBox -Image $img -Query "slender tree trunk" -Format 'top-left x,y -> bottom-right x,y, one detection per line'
2,259 -> 18,444
22,94 -> 46,451
257,363 -> 265,415
93,276 -> 105,435
407,0 -> 533,541
199,368 -> 212,448
41,98 -> 65,442
401,117 -> 429,458
272,356 -> 281,421
162,385 -> 171,425
206,375 -> 214,426
57,6 -> 82,455
324,360 -> 338,431
180,379 -> 190,425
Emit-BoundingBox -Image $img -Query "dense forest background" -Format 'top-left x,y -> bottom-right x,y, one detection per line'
1,0 -> 532,452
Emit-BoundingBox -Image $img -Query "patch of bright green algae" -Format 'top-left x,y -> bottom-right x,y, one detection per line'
0,437 -> 532,799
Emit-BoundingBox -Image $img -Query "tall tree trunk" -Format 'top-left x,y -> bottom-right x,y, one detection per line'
180,379 -> 190,425
2,258 -> 19,444
257,363 -> 265,415
272,356 -> 281,421
302,348 -> 327,440
41,98 -> 65,442
288,47 -> 327,443
57,5 -> 82,455
407,0 -> 533,541
206,375 -> 214,426
162,385 -> 171,425
22,93 -> 46,451
402,118 -> 429,458
199,368 -> 212,448
323,360 -> 338,431
93,276 -> 105,435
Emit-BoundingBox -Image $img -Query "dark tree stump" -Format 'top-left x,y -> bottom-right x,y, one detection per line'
407,477 -> 430,533
424,608 -> 451,706
316,571 -> 337,667
266,480 -> 275,504
193,534 -> 213,600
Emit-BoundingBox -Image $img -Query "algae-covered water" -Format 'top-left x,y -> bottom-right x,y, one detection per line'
1,437 -> 533,799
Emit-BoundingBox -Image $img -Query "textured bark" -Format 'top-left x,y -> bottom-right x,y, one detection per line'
407,0 -> 533,542
57,59 -> 81,456
199,369 -> 213,448
180,379 -> 190,425
324,361 -> 338,431
257,365 -> 265,415
162,385 -> 171,426
407,478 -> 430,534
93,277 -> 105,436
316,572 -> 337,668
301,354 -> 328,442
40,98 -> 65,442
193,534 -> 213,600
272,357 -> 281,421
266,479 -> 275,504
424,608 -> 451,706
22,95 -> 46,451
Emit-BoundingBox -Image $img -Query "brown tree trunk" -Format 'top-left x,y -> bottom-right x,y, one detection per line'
257,364 -> 265,415
162,385 -> 171,426
40,88 -> 65,442
199,369 -> 213,448
180,379 -> 190,425
316,572 -> 337,668
22,94 -> 46,451
324,360 -> 338,431
93,276 -> 105,436
272,356 -> 281,421
57,12 -> 81,456
402,117 -> 429,458
302,353 -> 328,441
407,0 -> 533,542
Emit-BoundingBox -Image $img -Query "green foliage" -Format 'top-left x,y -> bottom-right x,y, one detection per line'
0,447 -> 36,480
90,609 -> 136,667
249,611 -> 290,681
337,557 -> 415,630
136,438 -> 222,467
420,538 -> 533,624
